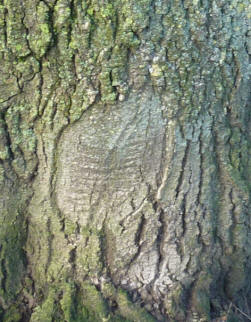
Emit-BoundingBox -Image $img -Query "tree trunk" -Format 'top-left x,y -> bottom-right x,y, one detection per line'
0,0 -> 250,321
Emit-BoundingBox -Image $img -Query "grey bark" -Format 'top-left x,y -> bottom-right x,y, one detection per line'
0,0 -> 250,321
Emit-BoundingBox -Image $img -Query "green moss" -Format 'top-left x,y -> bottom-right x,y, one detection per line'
54,1 -> 71,29
191,273 -> 212,320
32,281 -> 154,322
0,200 -> 28,302
0,163 -> 4,184
226,164 -> 249,194
102,282 -> 117,300
101,92 -> 117,103
0,4 -> 5,52
87,7 -> 94,16
64,219 -> 78,236
82,282 -> 109,320
116,289 -> 155,322
3,305 -> 22,322
57,282 -> 156,322
77,229 -> 103,274
60,281 -> 109,321
164,285 -> 186,321
60,282 -> 77,321
99,4 -> 115,20
30,288 -> 56,322
225,252 -> 246,298
0,146 -> 9,160
99,70 -> 116,103
4,103 -> 38,180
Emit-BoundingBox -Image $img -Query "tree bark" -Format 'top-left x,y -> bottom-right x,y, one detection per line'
0,0 -> 250,321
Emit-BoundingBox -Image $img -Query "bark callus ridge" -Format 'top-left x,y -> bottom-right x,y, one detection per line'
0,0 -> 250,321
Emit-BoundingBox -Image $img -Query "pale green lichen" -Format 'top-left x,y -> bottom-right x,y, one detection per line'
5,0 -> 30,57
27,1 -> 52,58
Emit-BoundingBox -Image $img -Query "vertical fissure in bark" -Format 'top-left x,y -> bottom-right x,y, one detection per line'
1,112 -> 14,161
45,218 -> 53,275
127,213 -> 146,271
175,139 -> 190,200
196,127 -> 203,207
1,259 -> 7,294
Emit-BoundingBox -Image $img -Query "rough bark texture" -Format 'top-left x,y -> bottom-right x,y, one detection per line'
0,0 -> 251,321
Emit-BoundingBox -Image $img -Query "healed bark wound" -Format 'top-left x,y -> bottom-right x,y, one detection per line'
0,0 -> 250,321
